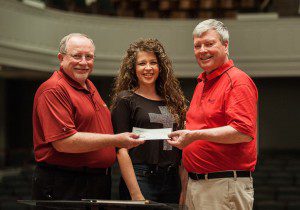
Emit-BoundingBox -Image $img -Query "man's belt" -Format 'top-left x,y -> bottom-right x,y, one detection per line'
37,162 -> 110,175
188,170 -> 251,180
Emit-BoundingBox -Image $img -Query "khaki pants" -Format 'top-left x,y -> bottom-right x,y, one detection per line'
186,177 -> 254,210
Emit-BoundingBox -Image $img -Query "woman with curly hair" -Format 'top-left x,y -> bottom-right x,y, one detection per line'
111,38 -> 187,203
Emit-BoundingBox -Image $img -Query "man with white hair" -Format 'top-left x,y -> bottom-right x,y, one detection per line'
32,33 -> 144,206
168,19 -> 258,210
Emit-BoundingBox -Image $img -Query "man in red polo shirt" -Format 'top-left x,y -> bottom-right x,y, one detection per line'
32,33 -> 144,205
168,19 -> 258,210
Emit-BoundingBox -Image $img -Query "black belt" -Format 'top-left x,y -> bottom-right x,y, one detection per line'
37,162 -> 110,175
188,171 -> 251,180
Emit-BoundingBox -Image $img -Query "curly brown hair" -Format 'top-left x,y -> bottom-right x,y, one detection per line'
110,38 -> 187,128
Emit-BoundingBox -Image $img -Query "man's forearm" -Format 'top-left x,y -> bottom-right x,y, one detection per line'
52,132 -> 117,153
188,126 -> 252,144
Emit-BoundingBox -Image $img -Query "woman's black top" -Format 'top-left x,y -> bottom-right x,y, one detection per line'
111,90 -> 181,167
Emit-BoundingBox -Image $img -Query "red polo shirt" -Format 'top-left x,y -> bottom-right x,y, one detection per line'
183,60 -> 258,174
33,68 -> 116,168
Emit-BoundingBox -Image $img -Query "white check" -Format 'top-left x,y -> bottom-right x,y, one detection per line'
132,127 -> 172,140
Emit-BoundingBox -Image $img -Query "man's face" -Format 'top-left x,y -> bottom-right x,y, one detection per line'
58,36 -> 95,86
193,29 -> 229,74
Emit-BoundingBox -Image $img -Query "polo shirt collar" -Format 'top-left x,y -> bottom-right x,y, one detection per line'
58,67 -> 93,93
197,59 -> 234,82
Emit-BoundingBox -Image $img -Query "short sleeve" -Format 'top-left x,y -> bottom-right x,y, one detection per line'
111,94 -> 132,134
225,84 -> 258,138
36,89 -> 77,142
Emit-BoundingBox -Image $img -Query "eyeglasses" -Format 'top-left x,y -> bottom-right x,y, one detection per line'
64,53 -> 95,61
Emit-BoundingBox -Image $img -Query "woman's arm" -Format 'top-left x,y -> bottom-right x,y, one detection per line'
179,163 -> 188,205
111,93 -> 144,200
117,148 -> 145,200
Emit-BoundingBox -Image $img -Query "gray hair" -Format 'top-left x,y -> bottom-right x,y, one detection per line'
193,19 -> 229,44
59,33 -> 95,54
